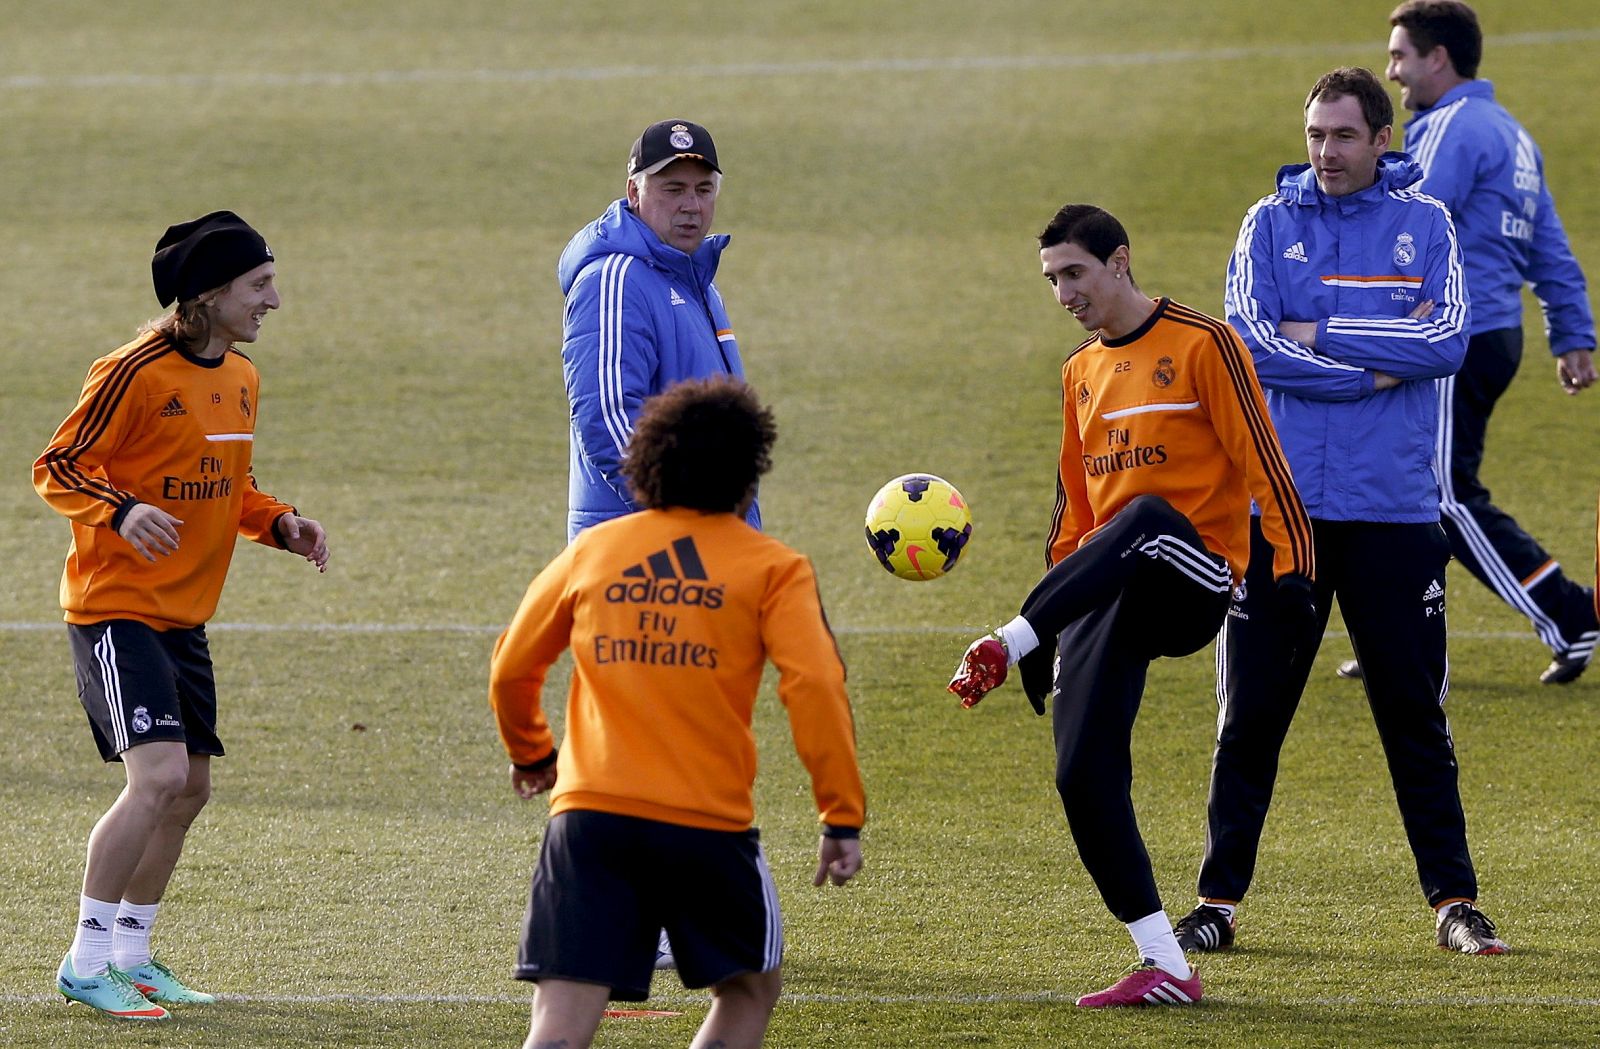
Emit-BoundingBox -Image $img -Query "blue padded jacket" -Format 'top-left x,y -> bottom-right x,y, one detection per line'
558,198 -> 758,540
1224,153 -> 1468,523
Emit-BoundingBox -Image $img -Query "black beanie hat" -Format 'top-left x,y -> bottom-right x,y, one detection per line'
151,211 -> 273,307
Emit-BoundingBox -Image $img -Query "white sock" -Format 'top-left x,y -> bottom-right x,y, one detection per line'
1126,910 -> 1192,980
1435,900 -> 1468,927
70,895 -> 119,976
996,616 -> 1039,666
1202,899 -> 1237,921
112,901 -> 160,969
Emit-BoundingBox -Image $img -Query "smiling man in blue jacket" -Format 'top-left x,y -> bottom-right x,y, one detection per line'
559,119 -> 758,542
1173,67 -> 1510,959
1360,0 -> 1599,686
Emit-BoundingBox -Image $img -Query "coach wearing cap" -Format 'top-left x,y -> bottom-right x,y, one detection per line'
556,118 -> 758,541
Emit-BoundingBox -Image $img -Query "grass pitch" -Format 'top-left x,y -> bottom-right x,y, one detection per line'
2,2 -> 1599,1046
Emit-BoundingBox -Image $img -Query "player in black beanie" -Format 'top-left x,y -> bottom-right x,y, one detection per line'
37,210 -> 326,1019
147,211 -> 276,356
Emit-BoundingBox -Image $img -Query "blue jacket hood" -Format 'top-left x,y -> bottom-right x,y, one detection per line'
558,198 -> 729,296
1274,152 -> 1423,204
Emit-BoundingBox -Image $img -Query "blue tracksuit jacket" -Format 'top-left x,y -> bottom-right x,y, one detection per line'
1402,80 -> 1594,352
1224,153 -> 1469,523
558,198 -> 758,540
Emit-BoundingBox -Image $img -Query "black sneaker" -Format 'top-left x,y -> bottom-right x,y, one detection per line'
1335,659 -> 1363,680
1539,652 -> 1590,685
1436,904 -> 1509,955
1173,904 -> 1235,952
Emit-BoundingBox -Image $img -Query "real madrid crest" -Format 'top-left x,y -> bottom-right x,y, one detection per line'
669,123 -> 694,150
1393,231 -> 1416,267
1153,356 -> 1175,388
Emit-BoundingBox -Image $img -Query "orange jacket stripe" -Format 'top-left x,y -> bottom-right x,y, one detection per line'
42,337 -> 173,509
57,336 -> 168,473
1167,303 -> 1315,577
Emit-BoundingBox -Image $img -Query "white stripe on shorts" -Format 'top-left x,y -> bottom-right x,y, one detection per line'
755,843 -> 783,971
93,627 -> 127,753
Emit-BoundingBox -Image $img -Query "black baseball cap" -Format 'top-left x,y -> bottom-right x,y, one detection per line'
151,211 -> 273,307
627,120 -> 721,177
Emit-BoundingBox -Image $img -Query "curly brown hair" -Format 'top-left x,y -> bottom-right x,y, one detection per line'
622,376 -> 775,512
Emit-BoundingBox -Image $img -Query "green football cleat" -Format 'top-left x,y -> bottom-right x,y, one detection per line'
125,958 -> 217,1005
57,953 -> 169,1020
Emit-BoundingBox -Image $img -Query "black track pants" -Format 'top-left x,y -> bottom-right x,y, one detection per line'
1199,517 -> 1478,908
1021,495 -> 1230,923
1438,327 -> 1598,658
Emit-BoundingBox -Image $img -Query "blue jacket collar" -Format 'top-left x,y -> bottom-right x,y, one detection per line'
558,197 -> 729,295
1275,151 -> 1423,206
1404,79 -> 1494,131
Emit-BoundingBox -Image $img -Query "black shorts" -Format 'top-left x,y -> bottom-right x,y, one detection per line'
68,620 -> 223,763
515,809 -> 783,1001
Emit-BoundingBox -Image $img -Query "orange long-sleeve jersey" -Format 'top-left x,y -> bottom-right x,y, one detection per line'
489,507 -> 867,835
1047,299 -> 1314,583
33,330 -> 295,630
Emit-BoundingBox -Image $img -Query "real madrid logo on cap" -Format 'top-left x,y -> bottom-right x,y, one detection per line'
669,124 -> 694,150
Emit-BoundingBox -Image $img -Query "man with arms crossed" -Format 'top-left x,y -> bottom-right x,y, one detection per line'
1340,0 -> 1600,685
491,377 -> 864,1049
1174,68 -> 1508,958
949,204 -> 1315,1007
37,211 -> 329,1020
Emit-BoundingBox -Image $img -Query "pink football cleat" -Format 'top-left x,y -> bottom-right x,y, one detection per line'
948,637 -> 1008,707
1075,960 -> 1202,1008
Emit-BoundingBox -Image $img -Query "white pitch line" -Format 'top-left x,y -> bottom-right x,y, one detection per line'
3,29 -> 1597,92
3,990 -> 1597,1007
0,621 -> 1541,640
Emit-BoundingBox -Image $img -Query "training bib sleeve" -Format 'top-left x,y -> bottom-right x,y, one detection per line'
490,543 -> 579,768
761,555 -> 866,831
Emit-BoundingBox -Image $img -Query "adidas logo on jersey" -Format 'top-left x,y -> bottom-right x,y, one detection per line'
159,395 -> 188,417
1423,579 -> 1444,602
669,288 -> 687,306
1282,241 -> 1309,263
605,536 -> 725,607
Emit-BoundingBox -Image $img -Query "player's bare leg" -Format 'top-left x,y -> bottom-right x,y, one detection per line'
83,742 -> 193,902
122,754 -> 211,904
523,978 -> 608,1049
692,968 -> 782,1049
